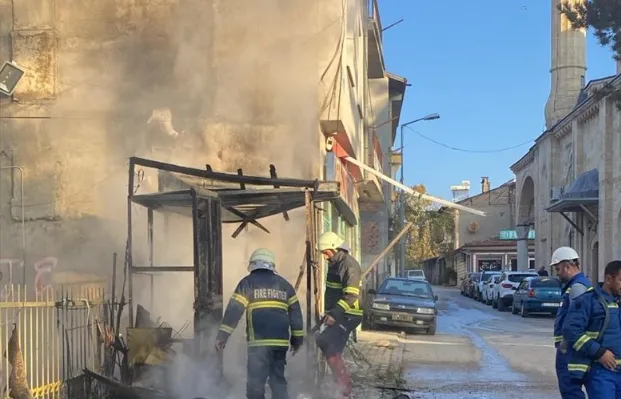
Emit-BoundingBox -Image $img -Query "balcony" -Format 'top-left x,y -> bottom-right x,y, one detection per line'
356,131 -> 384,202
367,0 -> 385,79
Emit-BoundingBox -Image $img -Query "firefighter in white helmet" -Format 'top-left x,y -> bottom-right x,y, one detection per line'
215,248 -> 304,399
550,246 -> 592,399
315,231 -> 362,398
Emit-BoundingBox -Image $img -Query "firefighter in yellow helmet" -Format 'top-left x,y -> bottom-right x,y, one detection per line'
215,248 -> 304,399
315,231 -> 362,398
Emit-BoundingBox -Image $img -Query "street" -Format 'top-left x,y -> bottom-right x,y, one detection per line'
351,286 -> 561,398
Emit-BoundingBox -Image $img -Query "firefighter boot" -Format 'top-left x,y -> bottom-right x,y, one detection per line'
326,354 -> 353,398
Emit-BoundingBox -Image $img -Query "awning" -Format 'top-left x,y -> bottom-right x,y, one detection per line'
546,169 -> 599,235
546,169 -> 599,213
132,186 -> 340,223
128,157 -> 357,237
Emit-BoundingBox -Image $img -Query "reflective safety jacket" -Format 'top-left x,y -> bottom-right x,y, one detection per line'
324,250 -> 363,322
554,272 -> 592,348
562,284 -> 621,379
216,269 -> 304,348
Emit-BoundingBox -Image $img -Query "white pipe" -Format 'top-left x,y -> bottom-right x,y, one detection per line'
344,156 -> 487,217
0,166 -> 27,284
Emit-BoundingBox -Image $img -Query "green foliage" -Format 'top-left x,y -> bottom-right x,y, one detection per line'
403,184 -> 455,266
560,0 -> 621,108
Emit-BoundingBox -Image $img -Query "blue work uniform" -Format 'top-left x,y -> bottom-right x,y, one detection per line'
216,269 -> 304,399
554,272 -> 592,398
563,284 -> 621,398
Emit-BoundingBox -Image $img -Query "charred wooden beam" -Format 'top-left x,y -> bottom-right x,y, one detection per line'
231,221 -> 249,238
269,164 -> 290,221
131,156 -> 324,188
226,206 -> 270,237
237,169 -> 246,190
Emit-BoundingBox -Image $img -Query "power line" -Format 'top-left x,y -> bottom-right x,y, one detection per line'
405,125 -> 534,153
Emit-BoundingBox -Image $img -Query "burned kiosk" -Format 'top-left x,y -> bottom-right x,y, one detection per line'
125,156 -> 355,389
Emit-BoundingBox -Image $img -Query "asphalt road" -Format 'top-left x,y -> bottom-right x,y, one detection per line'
397,286 -> 562,399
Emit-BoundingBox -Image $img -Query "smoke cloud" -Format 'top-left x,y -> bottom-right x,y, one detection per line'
2,0 -> 334,396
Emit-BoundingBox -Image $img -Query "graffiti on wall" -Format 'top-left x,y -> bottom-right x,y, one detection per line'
0,256 -> 57,296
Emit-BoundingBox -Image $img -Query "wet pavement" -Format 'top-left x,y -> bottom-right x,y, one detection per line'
397,286 -> 562,398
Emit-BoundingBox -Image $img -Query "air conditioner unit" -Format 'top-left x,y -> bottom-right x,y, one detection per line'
550,187 -> 562,202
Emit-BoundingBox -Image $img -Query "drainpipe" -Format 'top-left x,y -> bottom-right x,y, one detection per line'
0,165 -> 27,285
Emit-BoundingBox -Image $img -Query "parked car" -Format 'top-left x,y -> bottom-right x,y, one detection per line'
482,275 -> 501,305
512,277 -> 562,317
492,271 -> 539,311
475,271 -> 502,302
467,272 -> 482,298
461,273 -> 477,296
366,277 -> 438,335
406,269 -> 426,281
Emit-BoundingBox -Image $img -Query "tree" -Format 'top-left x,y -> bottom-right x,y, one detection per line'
403,184 -> 455,267
560,0 -> 621,107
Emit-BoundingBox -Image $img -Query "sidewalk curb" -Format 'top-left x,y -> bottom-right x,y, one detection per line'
390,335 -> 406,386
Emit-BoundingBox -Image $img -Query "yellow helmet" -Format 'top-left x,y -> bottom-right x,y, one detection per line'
317,231 -> 345,252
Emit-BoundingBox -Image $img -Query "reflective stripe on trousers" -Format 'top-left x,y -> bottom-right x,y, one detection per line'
556,349 -> 586,399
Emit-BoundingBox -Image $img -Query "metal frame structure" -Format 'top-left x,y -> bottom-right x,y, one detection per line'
125,157 -> 348,385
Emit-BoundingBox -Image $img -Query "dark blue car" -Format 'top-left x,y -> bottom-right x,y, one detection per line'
511,276 -> 561,317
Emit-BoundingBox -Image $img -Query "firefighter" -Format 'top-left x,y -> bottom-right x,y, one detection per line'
215,248 -> 304,399
314,231 -> 363,398
551,246 -> 592,399
562,260 -> 621,399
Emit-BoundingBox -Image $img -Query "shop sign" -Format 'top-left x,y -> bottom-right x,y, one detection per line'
499,229 -> 535,240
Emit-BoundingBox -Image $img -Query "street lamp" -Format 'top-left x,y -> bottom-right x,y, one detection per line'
397,113 -> 440,276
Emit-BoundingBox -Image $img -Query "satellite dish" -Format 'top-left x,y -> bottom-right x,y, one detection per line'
468,221 -> 480,233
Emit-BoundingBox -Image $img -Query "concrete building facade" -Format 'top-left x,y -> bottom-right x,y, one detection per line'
510,0 -> 621,282
357,6 -> 407,288
0,0 -> 404,394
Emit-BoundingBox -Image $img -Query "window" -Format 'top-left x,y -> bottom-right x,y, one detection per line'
481,271 -> 501,283
379,279 -> 433,298
531,278 -> 561,288
508,273 -> 537,283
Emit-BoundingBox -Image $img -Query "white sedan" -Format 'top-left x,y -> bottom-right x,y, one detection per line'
482,275 -> 501,305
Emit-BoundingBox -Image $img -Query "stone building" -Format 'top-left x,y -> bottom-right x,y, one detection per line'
510,0 -> 621,281
427,179 -> 535,283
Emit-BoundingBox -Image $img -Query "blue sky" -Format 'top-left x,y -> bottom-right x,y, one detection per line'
379,0 -> 618,200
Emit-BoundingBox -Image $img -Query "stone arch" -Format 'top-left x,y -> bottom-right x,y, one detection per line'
516,176 -> 536,271
518,176 -> 536,225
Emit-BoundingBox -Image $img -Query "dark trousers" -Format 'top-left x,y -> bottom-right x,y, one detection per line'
246,347 -> 289,399
315,315 -> 362,357
555,349 -> 586,399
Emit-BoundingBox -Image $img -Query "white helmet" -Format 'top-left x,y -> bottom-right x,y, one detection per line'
550,246 -> 580,267
248,248 -> 276,272
317,231 -> 345,252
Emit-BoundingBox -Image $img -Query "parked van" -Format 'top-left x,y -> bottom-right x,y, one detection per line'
406,269 -> 426,281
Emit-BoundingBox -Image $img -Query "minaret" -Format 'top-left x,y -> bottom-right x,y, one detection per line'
544,0 -> 587,129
